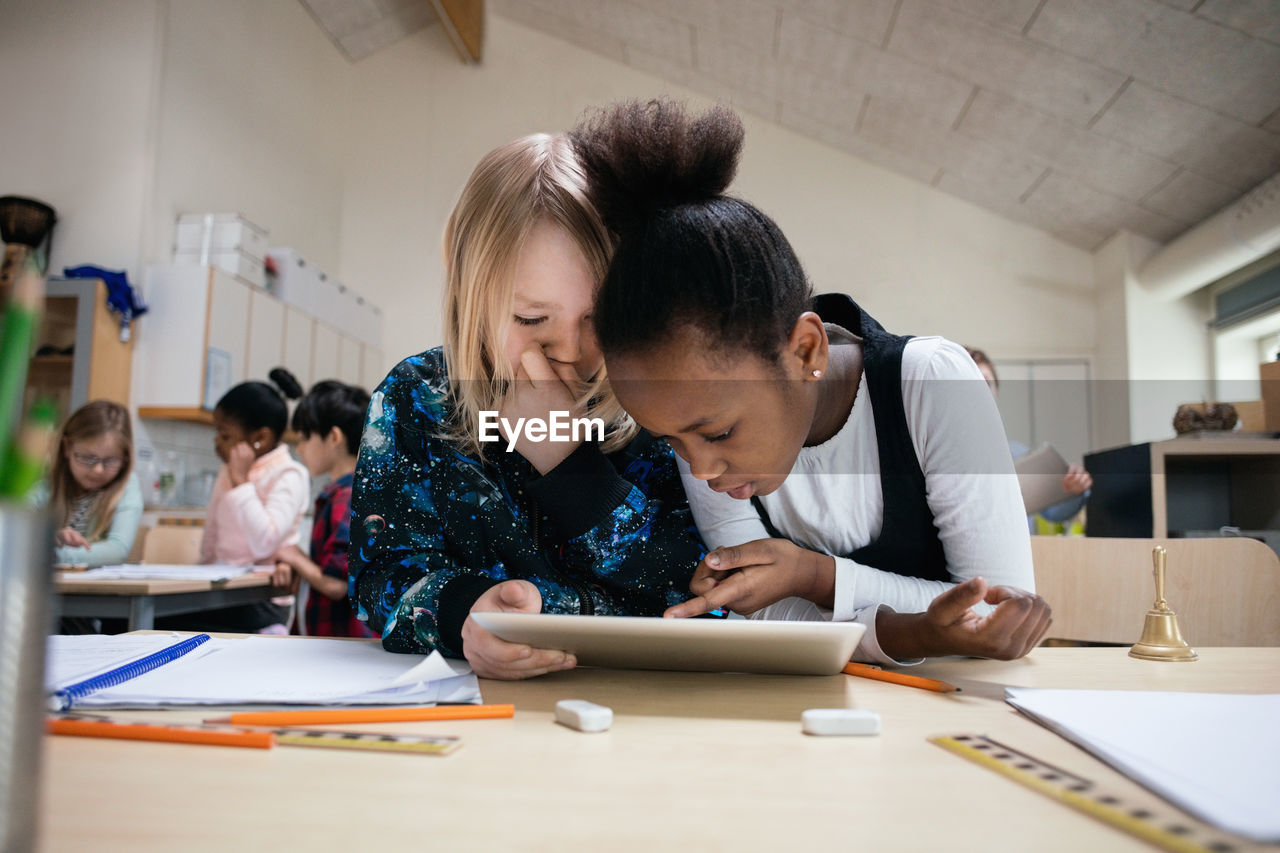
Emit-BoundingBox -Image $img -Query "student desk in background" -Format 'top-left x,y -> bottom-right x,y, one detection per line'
37,645 -> 1279,851
53,573 -> 276,631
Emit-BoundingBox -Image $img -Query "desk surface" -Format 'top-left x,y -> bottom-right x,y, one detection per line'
53,572 -> 271,596
38,647 -> 1279,852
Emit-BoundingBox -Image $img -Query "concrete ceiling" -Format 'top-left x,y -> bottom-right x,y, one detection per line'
298,0 -> 439,62
302,0 -> 1280,252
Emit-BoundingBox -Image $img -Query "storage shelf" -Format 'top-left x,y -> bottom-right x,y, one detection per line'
137,406 -> 215,425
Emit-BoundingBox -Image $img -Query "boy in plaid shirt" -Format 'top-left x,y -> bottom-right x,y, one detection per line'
273,381 -> 375,638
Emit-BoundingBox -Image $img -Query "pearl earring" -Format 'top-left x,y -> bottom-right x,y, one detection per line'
811,369 -> 822,378
253,442 -> 261,449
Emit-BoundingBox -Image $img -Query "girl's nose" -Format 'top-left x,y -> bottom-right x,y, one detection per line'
684,445 -> 726,482
542,318 -> 589,366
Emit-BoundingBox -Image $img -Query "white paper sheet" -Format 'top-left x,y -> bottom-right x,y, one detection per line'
47,635 -> 479,708
1006,687 -> 1280,842
76,564 -> 255,581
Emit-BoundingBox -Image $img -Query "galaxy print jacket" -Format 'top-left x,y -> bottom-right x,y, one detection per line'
349,348 -> 707,657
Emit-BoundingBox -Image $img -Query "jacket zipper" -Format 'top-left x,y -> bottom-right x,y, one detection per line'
530,501 -> 594,616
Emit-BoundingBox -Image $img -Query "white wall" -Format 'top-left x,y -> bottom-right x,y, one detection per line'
148,0 -> 352,274
3,5 -> 1224,452
1093,231 -> 1214,447
340,14 -> 1096,377
0,0 -> 160,280
0,0 -> 350,296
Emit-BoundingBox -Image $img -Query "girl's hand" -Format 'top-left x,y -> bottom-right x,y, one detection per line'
56,527 -> 89,549
274,543 -> 306,568
227,442 -> 255,487
878,578 -> 1053,661
270,560 -> 293,589
663,539 -> 836,618
1062,464 -> 1092,496
499,347 -> 587,474
461,580 -> 576,680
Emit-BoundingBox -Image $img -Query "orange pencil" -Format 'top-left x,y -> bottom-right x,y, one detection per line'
47,718 -> 275,749
842,662 -> 960,693
220,703 -> 516,727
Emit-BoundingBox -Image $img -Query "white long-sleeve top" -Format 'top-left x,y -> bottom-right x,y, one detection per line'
200,444 -> 308,566
679,335 -> 1034,665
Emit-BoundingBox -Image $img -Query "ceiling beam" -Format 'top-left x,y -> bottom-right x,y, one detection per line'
430,0 -> 483,63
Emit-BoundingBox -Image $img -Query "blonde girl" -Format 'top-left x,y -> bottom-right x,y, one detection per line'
34,399 -> 142,568
349,133 -> 706,679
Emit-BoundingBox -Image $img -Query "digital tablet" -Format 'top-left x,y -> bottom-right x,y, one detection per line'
469,612 -> 865,676
1014,443 -> 1072,515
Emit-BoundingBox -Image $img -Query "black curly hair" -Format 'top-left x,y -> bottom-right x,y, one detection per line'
570,98 -> 813,365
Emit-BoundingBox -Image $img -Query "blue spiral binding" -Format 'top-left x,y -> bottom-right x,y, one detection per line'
50,633 -> 212,711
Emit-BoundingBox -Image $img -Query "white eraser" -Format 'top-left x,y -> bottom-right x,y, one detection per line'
802,708 -> 881,736
555,699 -> 613,733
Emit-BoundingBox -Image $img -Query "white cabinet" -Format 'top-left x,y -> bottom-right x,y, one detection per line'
135,265 -> 249,412
362,348 -> 385,392
338,335 -> 363,385
311,322 -> 340,384
246,287 -> 285,384
136,265 -> 384,421
282,305 -> 313,389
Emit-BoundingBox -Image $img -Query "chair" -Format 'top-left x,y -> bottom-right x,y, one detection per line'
1032,536 -> 1280,647
140,523 -> 204,565
125,525 -> 150,563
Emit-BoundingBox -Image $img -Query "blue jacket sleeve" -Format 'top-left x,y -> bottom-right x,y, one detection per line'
348,365 -> 496,657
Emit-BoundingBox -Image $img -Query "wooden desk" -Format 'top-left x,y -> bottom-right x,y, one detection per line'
53,573 -> 276,631
37,647 -> 1279,852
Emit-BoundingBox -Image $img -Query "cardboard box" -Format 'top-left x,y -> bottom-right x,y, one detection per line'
1229,400 -> 1267,432
1263,361 -> 1280,431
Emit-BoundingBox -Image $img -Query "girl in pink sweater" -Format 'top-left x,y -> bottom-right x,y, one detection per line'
168,369 -> 310,633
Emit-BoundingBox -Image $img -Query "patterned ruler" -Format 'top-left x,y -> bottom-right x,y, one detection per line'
930,734 -> 1260,853
273,728 -> 461,756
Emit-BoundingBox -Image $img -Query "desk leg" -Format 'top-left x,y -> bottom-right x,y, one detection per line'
129,597 -> 156,631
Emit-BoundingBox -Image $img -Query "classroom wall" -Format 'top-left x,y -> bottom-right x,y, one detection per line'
1093,230 -> 1214,448
0,0 -> 350,287
0,0 -> 161,281
147,0 -> 352,275
0,4 -> 1228,451
339,14 -> 1097,378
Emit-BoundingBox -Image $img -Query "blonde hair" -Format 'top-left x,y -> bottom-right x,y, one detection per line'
442,133 -> 636,456
49,400 -> 134,542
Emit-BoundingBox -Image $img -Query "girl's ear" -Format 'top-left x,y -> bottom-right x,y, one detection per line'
248,426 -> 274,453
785,312 -> 829,380
327,425 -> 345,450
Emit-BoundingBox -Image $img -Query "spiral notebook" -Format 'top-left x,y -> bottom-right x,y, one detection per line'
45,633 -> 480,710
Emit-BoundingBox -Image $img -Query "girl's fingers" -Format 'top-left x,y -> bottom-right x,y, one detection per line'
520,348 -> 559,386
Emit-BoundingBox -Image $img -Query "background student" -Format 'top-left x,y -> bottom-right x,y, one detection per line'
32,399 -> 142,569
966,347 -> 1092,534
348,132 -> 706,679
272,379 -> 374,638
174,368 -> 309,634
572,98 -> 1051,664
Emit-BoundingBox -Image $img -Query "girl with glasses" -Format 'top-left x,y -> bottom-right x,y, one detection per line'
31,399 -> 142,569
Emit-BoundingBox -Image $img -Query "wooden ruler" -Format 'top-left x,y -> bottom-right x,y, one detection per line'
272,727 -> 460,755
931,733 -> 1261,853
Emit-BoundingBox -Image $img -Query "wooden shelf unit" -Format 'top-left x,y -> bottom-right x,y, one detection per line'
1085,436 -> 1280,541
